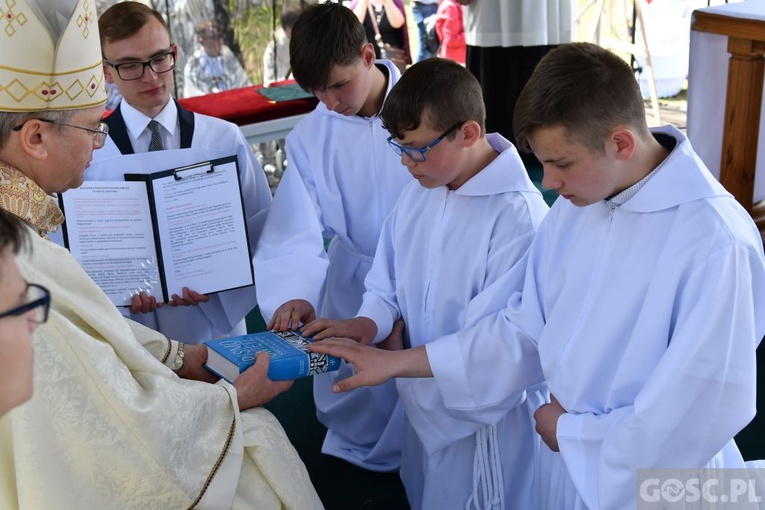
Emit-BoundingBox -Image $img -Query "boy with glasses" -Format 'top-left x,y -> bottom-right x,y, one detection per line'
89,2 -> 272,347
253,1 -> 412,474
0,210 -> 49,419
303,58 -> 549,509
315,43 -> 765,509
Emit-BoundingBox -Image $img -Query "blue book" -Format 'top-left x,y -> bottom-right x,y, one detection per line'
204,330 -> 341,382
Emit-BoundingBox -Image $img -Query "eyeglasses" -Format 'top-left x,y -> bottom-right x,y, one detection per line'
12,118 -> 110,149
104,50 -> 176,81
386,123 -> 463,163
0,283 -> 51,324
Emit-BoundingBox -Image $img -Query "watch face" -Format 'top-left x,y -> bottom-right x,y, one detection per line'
172,345 -> 185,370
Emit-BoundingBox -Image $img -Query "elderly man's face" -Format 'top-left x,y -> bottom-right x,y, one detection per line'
34,105 -> 105,194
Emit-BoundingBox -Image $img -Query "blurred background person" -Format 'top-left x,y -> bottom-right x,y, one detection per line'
411,0 -> 438,62
352,0 -> 411,73
184,19 -> 250,97
263,7 -> 301,86
459,0 -> 574,168
435,0 -> 466,65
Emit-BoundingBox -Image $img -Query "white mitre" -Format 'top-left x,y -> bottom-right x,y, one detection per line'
0,0 -> 106,111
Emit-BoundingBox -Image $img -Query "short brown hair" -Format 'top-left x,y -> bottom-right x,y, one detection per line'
289,2 -> 367,92
98,2 -> 169,51
0,209 -> 27,256
513,42 -> 648,154
381,58 -> 485,140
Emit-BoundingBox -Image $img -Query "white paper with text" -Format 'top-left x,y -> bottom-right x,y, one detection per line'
60,182 -> 161,306
149,159 -> 253,298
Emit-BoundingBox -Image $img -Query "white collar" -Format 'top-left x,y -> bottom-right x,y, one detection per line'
120,98 -> 178,139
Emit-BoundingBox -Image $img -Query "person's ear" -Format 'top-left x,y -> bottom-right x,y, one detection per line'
103,62 -> 116,84
16,121 -> 49,161
361,42 -> 376,68
609,127 -> 637,160
459,120 -> 482,147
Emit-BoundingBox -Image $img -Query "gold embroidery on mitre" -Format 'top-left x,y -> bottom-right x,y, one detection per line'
0,0 -> 106,111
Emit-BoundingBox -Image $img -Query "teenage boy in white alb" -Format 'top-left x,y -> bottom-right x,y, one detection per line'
313,42 -> 765,509
253,3 -> 411,472
303,58 -> 549,509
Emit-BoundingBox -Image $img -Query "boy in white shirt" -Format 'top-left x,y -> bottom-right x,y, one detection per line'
303,58 -> 549,509
313,43 -> 765,509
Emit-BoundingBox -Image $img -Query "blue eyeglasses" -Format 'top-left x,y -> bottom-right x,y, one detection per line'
0,283 -> 50,324
386,123 -> 463,162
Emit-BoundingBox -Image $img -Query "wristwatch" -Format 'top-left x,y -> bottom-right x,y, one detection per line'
171,342 -> 185,371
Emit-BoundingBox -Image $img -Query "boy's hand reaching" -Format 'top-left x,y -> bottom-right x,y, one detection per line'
309,337 -> 399,391
310,339 -> 432,392
301,316 -> 377,344
269,299 -> 316,331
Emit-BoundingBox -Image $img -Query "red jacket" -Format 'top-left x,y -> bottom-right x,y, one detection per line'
435,0 -> 466,65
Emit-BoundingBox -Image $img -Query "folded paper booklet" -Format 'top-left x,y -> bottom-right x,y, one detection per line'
58,155 -> 253,307
204,330 -> 342,382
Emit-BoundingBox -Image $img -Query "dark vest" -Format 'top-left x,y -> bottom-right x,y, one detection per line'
104,99 -> 195,154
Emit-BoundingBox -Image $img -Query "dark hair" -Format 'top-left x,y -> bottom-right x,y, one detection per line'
289,2 -> 368,92
513,42 -> 649,154
0,210 -> 27,255
281,7 -> 302,30
381,58 -> 485,140
99,1 -> 169,51
195,19 -> 221,39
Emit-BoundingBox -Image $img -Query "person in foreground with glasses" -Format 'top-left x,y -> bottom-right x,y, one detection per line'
0,211 -> 49,419
87,2 -> 273,348
0,1 -> 321,508
302,58 -> 549,509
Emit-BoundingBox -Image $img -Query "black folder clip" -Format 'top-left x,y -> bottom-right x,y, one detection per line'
174,161 -> 215,180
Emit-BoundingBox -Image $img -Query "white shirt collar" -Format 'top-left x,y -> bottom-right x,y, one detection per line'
120,98 -> 179,141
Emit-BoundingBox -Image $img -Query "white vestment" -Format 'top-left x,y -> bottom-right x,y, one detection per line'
184,45 -> 251,98
427,126 -> 765,509
0,225 -> 321,509
253,60 -> 411,471
357,134 -> 550,509
462,0 -> 575,47
87,100 -> 272,344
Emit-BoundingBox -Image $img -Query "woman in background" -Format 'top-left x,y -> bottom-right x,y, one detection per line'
352,0 -> 411,72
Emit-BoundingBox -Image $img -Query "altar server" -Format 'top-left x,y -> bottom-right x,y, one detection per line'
253,2 -> 411,472
303,58 -> 549,509
0,1 -> 320,507
90,1 -> 272,344
313,42 -> 765,509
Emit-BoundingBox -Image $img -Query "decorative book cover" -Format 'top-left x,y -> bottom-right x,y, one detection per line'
204,330 -> 341,382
